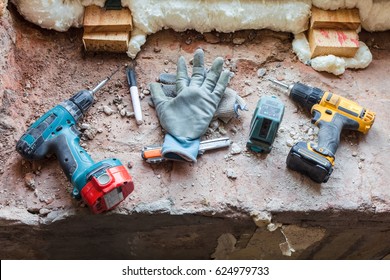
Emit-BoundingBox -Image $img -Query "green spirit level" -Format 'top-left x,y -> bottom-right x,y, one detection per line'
247,95 -> 285,153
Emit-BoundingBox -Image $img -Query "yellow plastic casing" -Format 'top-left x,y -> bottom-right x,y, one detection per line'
307,142 -> 335,166
313,91 -> 375,134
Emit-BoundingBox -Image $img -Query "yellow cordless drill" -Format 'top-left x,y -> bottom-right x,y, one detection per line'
269,79 -> 375,183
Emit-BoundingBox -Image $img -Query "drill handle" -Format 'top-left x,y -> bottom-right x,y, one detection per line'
316,119 -> 342,157
314,110 -> 359,157
51,127 -> 94,183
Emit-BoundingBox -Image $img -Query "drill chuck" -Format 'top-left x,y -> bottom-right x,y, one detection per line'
289,82 -> 324,111
268,79 -> 323,111
69,90 -> 94,116
67,69 -> 119,118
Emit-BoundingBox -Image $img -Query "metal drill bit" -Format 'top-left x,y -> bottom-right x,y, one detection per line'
267,78 -> 289,90
91,67 -> 120,95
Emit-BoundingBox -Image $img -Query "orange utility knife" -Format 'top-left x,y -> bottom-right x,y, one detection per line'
141,137 -> 231,163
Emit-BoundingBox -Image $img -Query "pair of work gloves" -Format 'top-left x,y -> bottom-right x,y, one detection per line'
149,49 -> 246,162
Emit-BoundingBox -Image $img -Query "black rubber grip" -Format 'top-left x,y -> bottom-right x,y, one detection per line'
69,90 -> 94,115
52,133 -> 78,180
315,112 -> 359,157
290,83 -> 324,111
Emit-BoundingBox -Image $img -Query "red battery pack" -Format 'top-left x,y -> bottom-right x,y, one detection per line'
81,165 -> 134,213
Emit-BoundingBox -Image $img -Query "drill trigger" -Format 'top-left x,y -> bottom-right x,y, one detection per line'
311,109 -> 321,124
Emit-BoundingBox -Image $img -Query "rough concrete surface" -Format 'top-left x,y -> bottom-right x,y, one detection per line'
1,4 -> 390,259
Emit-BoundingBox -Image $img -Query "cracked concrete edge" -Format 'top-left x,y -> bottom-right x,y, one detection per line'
130,198 -> 267,217
251,210 -> 272,227
0,207 -> 39,226
0,200 -> 256,226
211,225 -> 326,260
211,219 -> 327,259
0,207 -> 79,226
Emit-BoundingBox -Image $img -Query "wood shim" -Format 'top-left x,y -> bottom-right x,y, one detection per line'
309,28 -> 359,58
82,32 -> 130,53
82,5 -> 132,53
83,5 -> 132,33
311,7 -> 360,30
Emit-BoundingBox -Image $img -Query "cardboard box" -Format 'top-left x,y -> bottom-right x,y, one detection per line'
83,5 -> 132,33
82,31 -> 129,53
311,7 -> 360,30
309,28 -> 359,58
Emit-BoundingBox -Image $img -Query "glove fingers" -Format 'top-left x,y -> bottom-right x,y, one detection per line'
161,84 -> 177,98
150,82 -> 169,108
189,49 -> 205,87
176,56 -> 190,92
159,73 -> 176,85
211,70 -> 230,101
201,57 -> 224,93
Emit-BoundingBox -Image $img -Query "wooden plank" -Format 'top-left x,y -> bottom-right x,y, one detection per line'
82,31 -> 129,53
309,28 -> 359,58
311,7 -> 360,30
83,5 -> 132,33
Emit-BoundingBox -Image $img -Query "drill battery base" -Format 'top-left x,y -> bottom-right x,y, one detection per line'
80,162 -> 134,214
286,142 -> 333,183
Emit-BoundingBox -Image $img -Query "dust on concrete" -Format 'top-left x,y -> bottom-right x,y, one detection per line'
1,4 -> 390,228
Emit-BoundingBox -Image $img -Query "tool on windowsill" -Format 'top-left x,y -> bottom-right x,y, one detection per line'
269,78 -> 375,183
141,137 -> 231,164
247,95 -> 285,153
16,69 -> 134,213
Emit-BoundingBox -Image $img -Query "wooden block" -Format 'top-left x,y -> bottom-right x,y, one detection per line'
83,5 -> 132,33
82,31 -> 129,53
309,28 -> 359,58
311,7 -> 360,30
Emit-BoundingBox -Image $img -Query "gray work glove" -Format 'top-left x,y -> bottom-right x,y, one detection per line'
155,73 -> 247,123
149,49 -> 231,162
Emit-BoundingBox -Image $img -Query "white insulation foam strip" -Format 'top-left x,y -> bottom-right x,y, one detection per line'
122,0 -> 311,57
122,0 -> 311,34
11,0 -> 390,33
10,0 -> 390,33
8,0 -> 381,73
10,0 -> 84,31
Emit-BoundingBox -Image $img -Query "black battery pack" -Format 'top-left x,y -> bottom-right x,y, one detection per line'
286,142 -> 333,183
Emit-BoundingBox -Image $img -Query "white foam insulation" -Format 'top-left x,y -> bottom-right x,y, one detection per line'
7,0 -> 390,75
292,33 -> 372,75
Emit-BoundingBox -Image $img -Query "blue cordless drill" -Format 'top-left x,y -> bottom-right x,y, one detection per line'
16,70 -> 134,213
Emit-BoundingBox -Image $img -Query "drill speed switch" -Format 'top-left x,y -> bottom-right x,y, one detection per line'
16,70 -> 134,213
269,79 -> 375,183
247,95 -> 285,153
